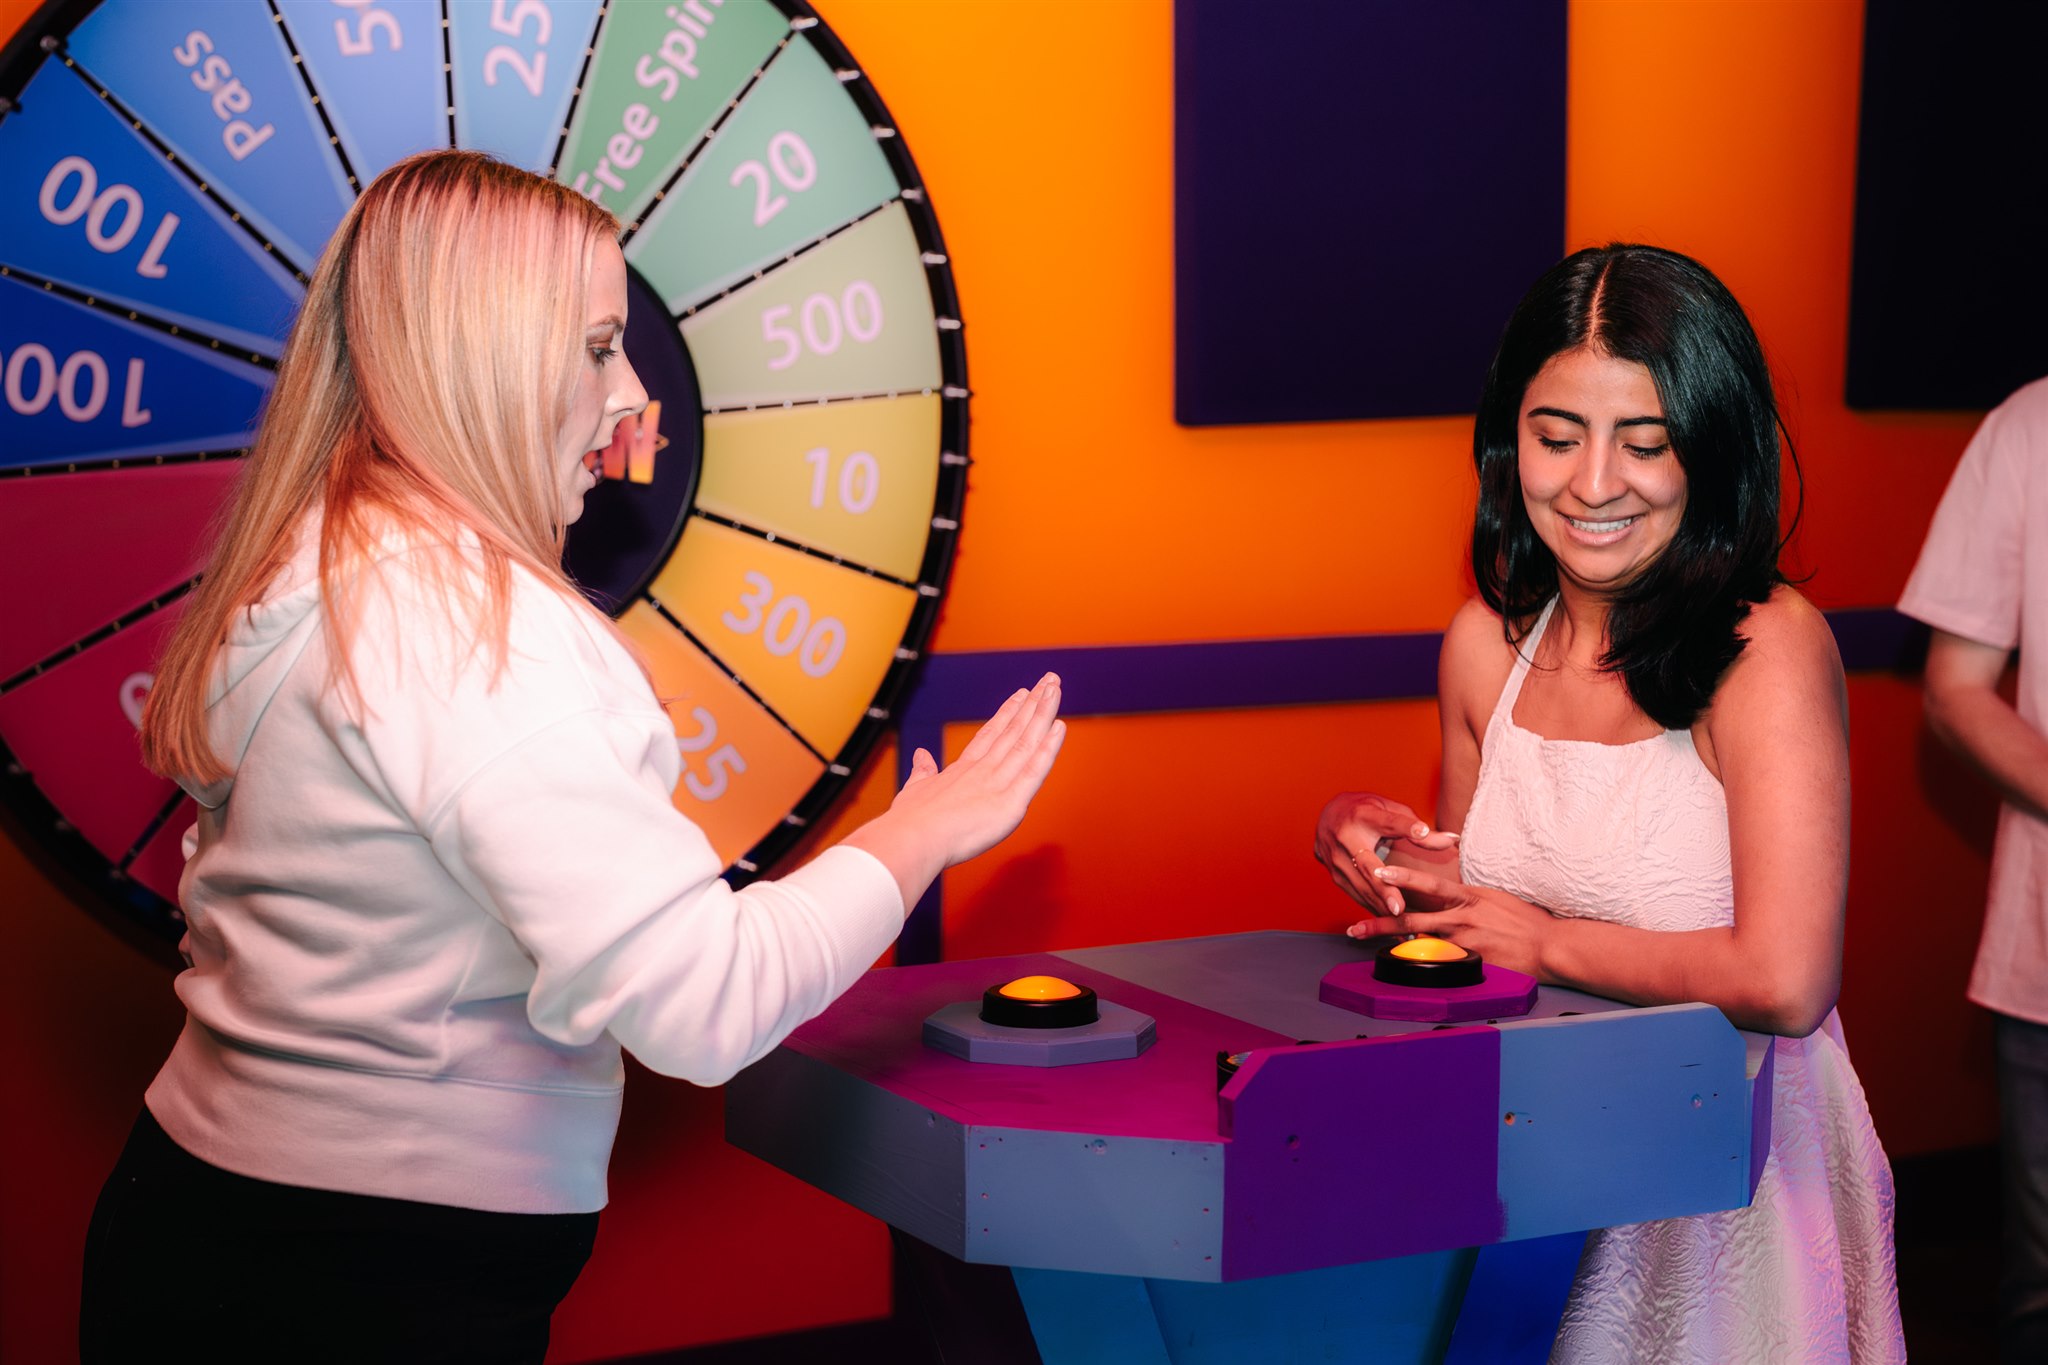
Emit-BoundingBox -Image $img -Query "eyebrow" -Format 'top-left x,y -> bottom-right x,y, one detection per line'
1526,405 -> 1667,429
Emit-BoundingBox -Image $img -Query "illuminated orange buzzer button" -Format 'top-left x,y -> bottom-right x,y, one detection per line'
1390,937 -> 1470,962
980,976 -> 1100,1029
1373,935 -> 1485,988
997,975 -> 1084,1001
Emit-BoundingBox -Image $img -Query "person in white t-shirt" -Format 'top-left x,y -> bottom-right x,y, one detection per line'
80,149 -> 1065,1364
1899,375 -> 2048,1364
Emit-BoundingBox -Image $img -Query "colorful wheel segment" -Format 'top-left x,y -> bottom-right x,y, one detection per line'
0,0 -> 968,954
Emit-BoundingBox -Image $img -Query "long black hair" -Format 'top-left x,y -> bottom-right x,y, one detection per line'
1471,244 -> 1800,729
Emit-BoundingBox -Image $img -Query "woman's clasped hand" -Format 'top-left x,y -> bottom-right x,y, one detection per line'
1315,790 -> 1550,977
1351,862 -> 1555,979
1311,790 -> 1459,918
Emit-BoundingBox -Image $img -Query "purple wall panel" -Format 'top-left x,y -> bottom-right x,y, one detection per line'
1848,1 -> 2048,408
1173,0 -> 1568,424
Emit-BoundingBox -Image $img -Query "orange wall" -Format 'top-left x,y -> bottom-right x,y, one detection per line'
0,1 -> 1999,1362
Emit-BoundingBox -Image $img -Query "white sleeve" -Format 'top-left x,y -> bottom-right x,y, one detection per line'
1898,385 -> 2041,650
422,706 -> 905,1085
339,549 -> 905,1086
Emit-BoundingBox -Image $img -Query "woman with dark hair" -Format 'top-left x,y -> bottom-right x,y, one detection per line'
1315,245 -> 1903,1361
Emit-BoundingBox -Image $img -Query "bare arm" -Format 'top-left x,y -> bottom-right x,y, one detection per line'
1540,593 -> 1847,1034
1922,628 -> 2048,822
1435,596 -> 1503,834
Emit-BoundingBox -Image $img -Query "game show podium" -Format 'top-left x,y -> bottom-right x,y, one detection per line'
725,931 -> 1772,1365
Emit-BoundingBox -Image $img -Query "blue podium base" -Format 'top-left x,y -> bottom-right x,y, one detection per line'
893,1227 -> 1587,1365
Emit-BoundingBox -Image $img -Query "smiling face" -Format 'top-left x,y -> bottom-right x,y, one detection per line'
1517,346 -> 1687,596
555,238 -> 647,525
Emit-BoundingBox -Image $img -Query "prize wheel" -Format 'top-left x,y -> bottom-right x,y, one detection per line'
0,0 -> 968,957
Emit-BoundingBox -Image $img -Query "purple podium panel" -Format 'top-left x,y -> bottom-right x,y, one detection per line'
1320,958 -> 1539,1023
1219,1030 -> 1504,1279
1748,1035 -> 1776,1202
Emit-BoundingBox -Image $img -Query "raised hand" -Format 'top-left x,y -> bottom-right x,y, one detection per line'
843,673 -> 1066,909
891,673 -> 1066,866
1313,791 -> 1460,915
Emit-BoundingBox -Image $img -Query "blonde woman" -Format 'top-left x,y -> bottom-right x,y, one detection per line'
81,151 -> 1064,1362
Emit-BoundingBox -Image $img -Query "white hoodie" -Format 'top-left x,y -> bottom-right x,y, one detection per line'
145,525 -> 904,1214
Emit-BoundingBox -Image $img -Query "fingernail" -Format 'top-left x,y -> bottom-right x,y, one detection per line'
1442,831 -> 1460,842
1371,866 -> 1399,883
1411,823 -> 1429,839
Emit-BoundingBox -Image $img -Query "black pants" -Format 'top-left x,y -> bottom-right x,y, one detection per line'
81,1109 -> 598,1364
1999,1013 -> 2048,1365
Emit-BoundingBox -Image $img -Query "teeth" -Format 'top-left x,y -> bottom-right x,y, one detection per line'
1567,515 -> 1638,533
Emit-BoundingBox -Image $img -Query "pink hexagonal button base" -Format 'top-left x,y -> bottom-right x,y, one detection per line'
1320,959 -> 1538,1023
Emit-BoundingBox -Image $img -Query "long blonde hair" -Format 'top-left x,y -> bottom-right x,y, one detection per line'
143,151 -> 621,783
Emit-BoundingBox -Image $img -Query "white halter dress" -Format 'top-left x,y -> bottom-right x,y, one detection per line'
1458,600 -> 1905,1364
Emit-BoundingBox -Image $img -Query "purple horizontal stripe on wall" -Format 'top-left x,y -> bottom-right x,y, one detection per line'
891,608 -> 1921,962
906,630 -> 1446,721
